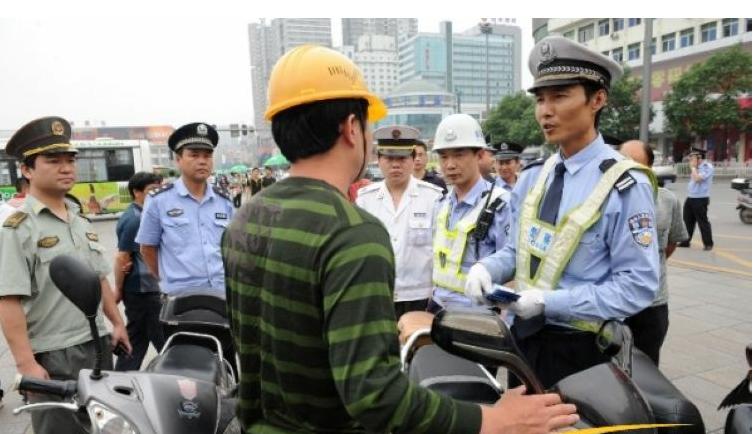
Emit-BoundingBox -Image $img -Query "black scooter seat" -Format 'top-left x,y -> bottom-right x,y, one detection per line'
630,349 -> 705,434
408,345 -> 500,405
146,344 -> 221,385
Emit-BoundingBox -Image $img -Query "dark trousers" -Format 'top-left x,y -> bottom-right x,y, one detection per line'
31,336 -> 113,434
394,299 -> 429,320
115,292 -> 165,371
625,304 -> 669,366
683,197 -> 713,247
233,193 -> 242,208
508,326 -> 611,390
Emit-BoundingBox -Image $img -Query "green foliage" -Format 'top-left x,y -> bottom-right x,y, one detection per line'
665,47 -> 752,141
482,92 -> 544,146
600,67 -> 648,141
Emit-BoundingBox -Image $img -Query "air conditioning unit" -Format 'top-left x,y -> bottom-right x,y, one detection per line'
610,33 -> 619,40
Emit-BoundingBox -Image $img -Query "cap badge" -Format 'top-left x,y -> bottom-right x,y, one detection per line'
197,124 -> 208,136
51,121 -> 65,136
391,129 -> 402,139
445,129 -> 457,142
539,41 -> 556,66
500,143 -> 508,151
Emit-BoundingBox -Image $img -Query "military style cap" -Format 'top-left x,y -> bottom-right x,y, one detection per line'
168,122 -> 219,152
528,35 -> 623,92
373,125 -> 420,157
494,141 -> 524,160
5,116 -> 77,160
688,147 -> 707,158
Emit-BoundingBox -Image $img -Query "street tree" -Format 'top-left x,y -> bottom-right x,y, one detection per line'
665,47 -> 752,154
600,67 -> 649,142
482,92 -> 544,146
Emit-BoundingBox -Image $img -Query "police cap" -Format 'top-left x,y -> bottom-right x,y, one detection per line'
528,35 -> 623,92
373,125 -> 419,157
168,122 -> 219,153
5,116 -> 77,160
494,141 -> 524,160
688,147 -> 707,158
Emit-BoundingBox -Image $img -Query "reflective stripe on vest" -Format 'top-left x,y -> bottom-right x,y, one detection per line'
433,187 -> 507,293
516,155 -> 655,333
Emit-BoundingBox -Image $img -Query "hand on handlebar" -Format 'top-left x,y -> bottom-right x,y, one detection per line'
480,386 -> 579,434
17,360 -> 50,381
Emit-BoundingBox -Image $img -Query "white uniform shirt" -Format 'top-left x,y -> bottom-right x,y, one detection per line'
356,177 -> 443,302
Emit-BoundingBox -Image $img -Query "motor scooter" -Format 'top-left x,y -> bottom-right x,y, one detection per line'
13,254 -> 240,434
731,178 -> 751,224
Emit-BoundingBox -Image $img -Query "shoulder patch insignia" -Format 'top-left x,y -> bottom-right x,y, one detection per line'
600,158 -> 637,193
628,212 -> 653,248
37,236 -> 60,248
212,185 -> 231,201
521,158 -> 545,172
3,211 -> 28,228
149,183 -> 174,197
86,232 -> 99,241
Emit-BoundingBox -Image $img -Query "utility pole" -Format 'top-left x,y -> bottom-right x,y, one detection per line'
639,18 -> 653,143
480,19 -> 493,119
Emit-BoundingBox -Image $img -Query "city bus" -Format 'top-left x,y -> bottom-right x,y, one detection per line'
0,137 -> 153,214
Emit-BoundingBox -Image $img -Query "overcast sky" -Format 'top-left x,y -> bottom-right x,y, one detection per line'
0,17 -> 532,130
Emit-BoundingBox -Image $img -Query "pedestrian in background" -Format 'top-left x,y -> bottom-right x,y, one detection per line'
679,148 -> 714,251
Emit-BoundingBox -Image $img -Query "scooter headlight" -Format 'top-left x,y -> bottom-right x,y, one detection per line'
87,402 -> 138,434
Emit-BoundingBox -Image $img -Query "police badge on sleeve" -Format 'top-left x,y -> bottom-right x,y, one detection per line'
628,212 -> 653,247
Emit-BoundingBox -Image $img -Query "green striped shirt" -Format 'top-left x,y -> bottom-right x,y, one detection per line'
223,177 -> 481,433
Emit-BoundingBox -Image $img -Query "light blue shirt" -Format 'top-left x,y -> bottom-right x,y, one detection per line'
433,177 -> 511,307
494,177 -> 515,192
135,178 -> 234,297
687,161 -> 714,198
480,135 -> 660,327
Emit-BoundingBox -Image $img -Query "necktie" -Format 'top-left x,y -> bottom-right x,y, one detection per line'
530,162 -> 566,278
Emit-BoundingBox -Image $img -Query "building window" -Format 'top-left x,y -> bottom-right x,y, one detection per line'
612,47 -> 623,62
628,18 -> 642,27
650,37 -> 656,55
701,21 -> 717,42
747,18 -> 752,32
578,24 -> 595,42
613,18 -> 624,31
722,18 -> 739,37
563,30 -> 574,39
628,43 -> 640,60
602,50 -> 610,56
598,19 -> 610,36
679,28 -> 694,48
662,33 -> 676,52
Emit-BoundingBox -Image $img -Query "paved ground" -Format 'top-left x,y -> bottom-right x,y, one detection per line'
0,179 -> 750,433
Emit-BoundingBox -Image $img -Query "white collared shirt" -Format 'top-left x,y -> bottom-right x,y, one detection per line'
356,177 -> 443,302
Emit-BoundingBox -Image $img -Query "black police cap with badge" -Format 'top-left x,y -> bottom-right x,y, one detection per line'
688,147 -> 707,159
373,125 -> 421,157
528,35 -> 623,93
5,116 -> 78,161
168,122 -> 219,153
494,141 -> 524,160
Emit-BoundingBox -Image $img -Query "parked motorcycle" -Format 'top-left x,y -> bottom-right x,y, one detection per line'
718,345 -> 751,434
13,254 -> 240,434
402,308 -> 706,433
731,178 -> 752,224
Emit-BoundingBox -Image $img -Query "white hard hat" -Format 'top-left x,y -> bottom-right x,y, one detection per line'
432,114 -> 487,152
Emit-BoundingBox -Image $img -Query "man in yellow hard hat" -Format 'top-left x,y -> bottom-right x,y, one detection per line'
222,44 -> 577,434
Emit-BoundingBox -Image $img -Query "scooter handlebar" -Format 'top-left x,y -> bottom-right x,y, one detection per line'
14,374 -> 78,398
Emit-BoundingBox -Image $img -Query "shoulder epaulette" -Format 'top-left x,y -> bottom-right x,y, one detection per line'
212,185 -> 231,201
149,183 -> 174,197
358,183 -> 381,195
78,213 -> 91,223
521,158 -> 545,172
599,158 -> 637,193
3,211 -> 28,228
416,180 -> 443,194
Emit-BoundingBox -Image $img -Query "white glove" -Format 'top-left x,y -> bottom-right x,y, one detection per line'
508,289 -> 545,319
464,263 -> 493,303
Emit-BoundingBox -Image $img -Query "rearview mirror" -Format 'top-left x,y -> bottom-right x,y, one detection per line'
49,255 -> 102,318
431,308 -> 544,393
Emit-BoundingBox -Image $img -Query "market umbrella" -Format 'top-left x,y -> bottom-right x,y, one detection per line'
264,154 -> 290,167
229,164 -> 249,173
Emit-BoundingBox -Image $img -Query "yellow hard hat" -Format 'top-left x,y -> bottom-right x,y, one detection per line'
264,44 -> 387,122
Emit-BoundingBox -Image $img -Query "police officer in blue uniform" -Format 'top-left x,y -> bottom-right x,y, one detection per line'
493,142 -> 524,193
679,147 -> 714,250
465,35 -> 660,388
136,123 -> 234,298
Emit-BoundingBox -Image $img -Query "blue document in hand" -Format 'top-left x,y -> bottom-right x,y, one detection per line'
485,285 -> 520,304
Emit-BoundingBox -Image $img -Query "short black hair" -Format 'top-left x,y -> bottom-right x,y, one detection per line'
581,81 -> 608,129
414,141 -> 428,152
21,156 -> 37,169
127,171 -> 163,199
272,98 -> 369,163
643,142 -> 655,167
